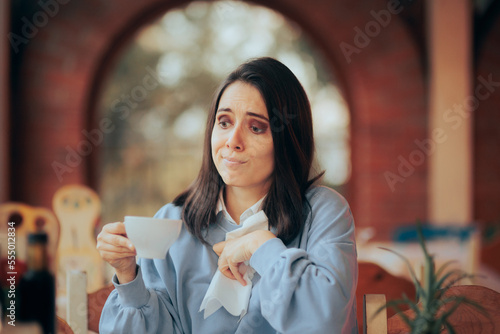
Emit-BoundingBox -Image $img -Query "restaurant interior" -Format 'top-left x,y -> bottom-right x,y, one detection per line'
1,0 -> 500,333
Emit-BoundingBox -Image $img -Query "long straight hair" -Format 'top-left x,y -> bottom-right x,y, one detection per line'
173,57 -> 322,244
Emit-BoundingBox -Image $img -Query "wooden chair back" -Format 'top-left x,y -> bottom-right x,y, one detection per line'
87,283 -> 115,332
386,285 -> 500,334
364,285 -> 500,333
357,262 -> 416,334
52,184 -> 105,293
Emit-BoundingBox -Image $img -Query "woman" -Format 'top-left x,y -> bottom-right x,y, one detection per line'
97,57 -> 358,333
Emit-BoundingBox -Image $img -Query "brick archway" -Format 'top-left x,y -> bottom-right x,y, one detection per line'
15,0 -> 426,234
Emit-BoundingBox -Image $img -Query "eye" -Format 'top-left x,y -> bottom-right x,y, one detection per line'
251,125 -> 264,133
250,121 -> 268,134
217,115 -> 231,129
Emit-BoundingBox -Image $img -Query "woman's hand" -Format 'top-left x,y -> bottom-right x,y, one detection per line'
213,230 -> 275,286
96,222 -> 137,284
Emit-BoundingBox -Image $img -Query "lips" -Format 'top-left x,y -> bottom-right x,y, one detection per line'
222,156 -> 247,166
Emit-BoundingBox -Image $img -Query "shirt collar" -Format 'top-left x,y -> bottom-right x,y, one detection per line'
216,188 -> 266,225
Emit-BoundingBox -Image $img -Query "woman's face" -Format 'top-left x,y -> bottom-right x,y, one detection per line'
211,81 -> 274,195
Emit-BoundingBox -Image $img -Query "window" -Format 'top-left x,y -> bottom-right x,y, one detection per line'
96,1 -> 350,223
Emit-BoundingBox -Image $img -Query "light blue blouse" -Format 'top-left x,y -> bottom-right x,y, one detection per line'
99,186 -> 358,333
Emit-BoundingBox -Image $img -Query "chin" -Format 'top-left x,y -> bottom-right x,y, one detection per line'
221,177 -> 251,188
221,179 -> 245,188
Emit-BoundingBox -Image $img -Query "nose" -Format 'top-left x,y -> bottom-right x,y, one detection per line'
226,125 -> 244,151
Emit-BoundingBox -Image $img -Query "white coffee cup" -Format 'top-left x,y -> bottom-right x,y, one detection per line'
124,216 -> 182,259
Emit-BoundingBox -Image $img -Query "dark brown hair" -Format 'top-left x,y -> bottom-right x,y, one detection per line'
173,57 -> 322,244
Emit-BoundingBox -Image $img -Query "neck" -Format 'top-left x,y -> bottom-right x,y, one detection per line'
224,185 -> 268,224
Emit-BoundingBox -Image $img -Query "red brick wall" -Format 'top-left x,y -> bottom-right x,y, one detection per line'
12,0 -> 427,237
259,0 -> 427,237
1,0 -> 10,203
12,0 -> 186,207
475,10 -> 500,224
475,6 -> 500,272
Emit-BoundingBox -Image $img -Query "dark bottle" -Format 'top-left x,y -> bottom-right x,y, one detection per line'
18,232 -> 56,334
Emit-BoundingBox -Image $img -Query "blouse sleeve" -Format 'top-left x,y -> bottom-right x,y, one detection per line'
99,204 -> 184,334
99,261 -> 183,334
249,187 -> 358,334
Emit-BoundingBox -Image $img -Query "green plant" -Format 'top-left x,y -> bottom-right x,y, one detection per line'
377,222 -> 484,334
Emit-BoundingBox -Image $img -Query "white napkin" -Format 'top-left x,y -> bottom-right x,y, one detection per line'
200,210 -> 269,319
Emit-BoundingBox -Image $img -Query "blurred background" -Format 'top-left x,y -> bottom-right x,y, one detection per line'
2,0 -> 500,327
93,2 -> 351,223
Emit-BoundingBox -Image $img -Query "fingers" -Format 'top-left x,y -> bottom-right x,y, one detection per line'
97,241 -> 136,257
103,221 -> 127,235
213,241 -> 226,256
98,250 -> 136,265
97,222 -> 137,270
229,261 -> 246,286
220,266 -> 235,280
217,248 -> 247,286
219,262 -> 246,286
97,222 -> 135,251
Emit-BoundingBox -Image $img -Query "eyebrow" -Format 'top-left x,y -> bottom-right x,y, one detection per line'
217,108 -> 269,122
